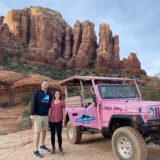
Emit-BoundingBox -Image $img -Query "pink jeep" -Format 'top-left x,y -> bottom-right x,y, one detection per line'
60,76 -> 160,160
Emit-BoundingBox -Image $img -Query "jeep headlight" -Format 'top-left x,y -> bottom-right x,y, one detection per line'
148,108 -> 154,118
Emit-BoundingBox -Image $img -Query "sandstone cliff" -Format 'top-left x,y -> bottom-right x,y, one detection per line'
0,6 -> 146,76
121,53 -> 146,76
95,24 -> 120,74
0,70 -> 59,104
74,21 -> 97,70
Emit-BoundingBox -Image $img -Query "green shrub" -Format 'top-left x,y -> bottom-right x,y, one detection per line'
0,130 -> 7,135
17,109 -> 32,131
0,100 -> 11,108
21,108 -> 30,118
0,54 -> 13,66
21,92 -> 32,105
140,86 -> 160,101
140,73 -> 160,101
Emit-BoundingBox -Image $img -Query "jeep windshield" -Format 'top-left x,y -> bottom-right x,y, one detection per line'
98,85 -> 136,99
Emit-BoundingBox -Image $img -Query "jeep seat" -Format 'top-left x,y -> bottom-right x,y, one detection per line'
65,96 -> 83,108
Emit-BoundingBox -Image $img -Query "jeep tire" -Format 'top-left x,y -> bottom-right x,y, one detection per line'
66,122 -> 82,144
112,126 -> 147,160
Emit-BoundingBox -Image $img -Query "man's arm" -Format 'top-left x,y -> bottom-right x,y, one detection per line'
30,91 -> 37,118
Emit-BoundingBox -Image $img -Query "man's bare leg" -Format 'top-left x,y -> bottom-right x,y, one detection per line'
41,130 -> 46,146
34,132 -> 41,151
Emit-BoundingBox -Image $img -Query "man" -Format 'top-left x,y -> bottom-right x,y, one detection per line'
30,80 -> 52,158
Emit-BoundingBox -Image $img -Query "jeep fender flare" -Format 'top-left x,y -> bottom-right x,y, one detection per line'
107,114 -> 144,133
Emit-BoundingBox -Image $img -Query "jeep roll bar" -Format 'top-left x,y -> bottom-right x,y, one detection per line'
59,76 -> 141,100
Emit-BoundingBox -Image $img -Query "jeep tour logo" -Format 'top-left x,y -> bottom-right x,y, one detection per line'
76,111 -> 95,124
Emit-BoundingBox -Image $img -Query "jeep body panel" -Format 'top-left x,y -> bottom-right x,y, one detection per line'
65,103 -> 99,129
100,100 -> 160,126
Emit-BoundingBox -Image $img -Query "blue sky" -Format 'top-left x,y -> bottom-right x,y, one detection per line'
0,0 -> 160,76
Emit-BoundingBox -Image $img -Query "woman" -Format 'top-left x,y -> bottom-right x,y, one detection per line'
49,90 -> 65,155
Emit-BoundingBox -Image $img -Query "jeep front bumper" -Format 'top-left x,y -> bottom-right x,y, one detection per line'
140,119 -> 160,135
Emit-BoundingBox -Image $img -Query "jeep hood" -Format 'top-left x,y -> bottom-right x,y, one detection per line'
101,99 -> 160,112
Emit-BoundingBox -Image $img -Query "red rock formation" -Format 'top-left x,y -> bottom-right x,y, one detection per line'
72,21 -> 82,58
0,70 -> 60,104
0,70 -> 25,102
0,6 -> 147,76
26,7 -> 67,65
0,16 -> 4,31
5,9 -> 28,44
29,7 -> 66,51
64,26 -> 72,60
75,21 -> 97,69
55,57 -> 66,69
13,74 -> 59,92
95,24 -> 114,73
0,16 -> 11,54
66,58 -> 75,68
0,7 -> 67,65
121,53 -> 146,76
113,35 -> 120,67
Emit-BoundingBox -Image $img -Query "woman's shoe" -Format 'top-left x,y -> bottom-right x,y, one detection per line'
51,147 -> 55,154
59,147 -> 64,155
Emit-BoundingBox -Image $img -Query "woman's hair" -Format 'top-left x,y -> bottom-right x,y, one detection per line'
53,90 -> 62,100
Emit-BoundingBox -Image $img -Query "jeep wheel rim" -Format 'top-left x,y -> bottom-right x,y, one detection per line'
117,136 -> 133,159
68,127 -> 74,140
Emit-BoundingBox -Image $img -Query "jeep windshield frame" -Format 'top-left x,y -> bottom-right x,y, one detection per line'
98,84 -> 137,99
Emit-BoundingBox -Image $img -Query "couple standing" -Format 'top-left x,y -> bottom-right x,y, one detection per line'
30,80 -> 65,158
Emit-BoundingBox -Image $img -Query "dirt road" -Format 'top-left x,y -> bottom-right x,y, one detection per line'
0,129 -> 160,160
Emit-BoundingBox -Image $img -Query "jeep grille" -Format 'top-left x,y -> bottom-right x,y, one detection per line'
155,107 -> 160,118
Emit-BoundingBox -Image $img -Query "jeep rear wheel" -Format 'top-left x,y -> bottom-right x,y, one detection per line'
112,127 -> 147,160
66,122 -> 82,144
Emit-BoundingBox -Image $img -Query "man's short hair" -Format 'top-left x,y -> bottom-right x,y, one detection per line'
41,80 -> 49,84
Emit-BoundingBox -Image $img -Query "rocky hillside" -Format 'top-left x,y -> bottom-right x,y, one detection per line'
0,70 -> 59,104
0,6 -> 146,76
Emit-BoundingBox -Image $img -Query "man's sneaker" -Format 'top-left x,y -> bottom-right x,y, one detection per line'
40,145 -> 50,152
34,150 -> 43,158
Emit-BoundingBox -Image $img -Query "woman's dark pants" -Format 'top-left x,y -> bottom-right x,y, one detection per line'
49,121 -> 62,148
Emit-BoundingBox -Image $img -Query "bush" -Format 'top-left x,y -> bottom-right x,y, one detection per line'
140,72 -> 160,101
0,54 -> 13,66
21,92 -> 32,105
0,130 -> 7,135
0,100 -> 11,108
140,86 -> 160,101
17,109 -> 32,131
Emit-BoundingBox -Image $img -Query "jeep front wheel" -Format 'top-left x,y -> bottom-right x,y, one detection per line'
112,127 -> 147,160
66,122 -> 82,144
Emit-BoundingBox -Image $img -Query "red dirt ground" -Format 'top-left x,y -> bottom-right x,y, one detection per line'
0,129 -> 160,160
0,107 -> 160,160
